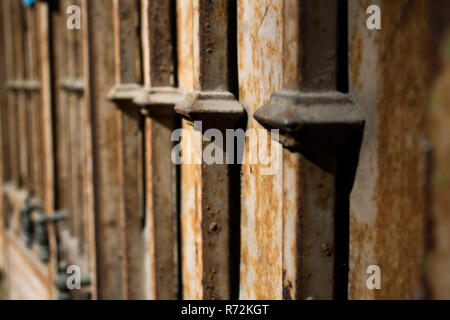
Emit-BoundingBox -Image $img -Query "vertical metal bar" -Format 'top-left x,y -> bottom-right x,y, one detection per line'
66,0 -> 76,237
285,0 -> 338,299
175,0 -> 243,300
12,1 -> 28,189
0,0 -> 6,272
110,0 -> 147,300
254,0 -> 364,299
53,0 -> 71,239
72,0 -> 85,258
237,0 -> 284,300
135,0 -> 181,300
35,1 -> 57,298
83,0 -> 122,300
426,0 -> 450,300
24,8 -> 36,196
3,0 -> 19,187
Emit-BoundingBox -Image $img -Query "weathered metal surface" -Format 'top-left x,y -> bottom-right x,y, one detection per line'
0,0 -> 6,272
176,0 -> 243,300
0,0 -> 442,302
110,0 -> 181,300
2,0 -> 19,187
116,106 -> 146,299
0,0 -> 57,300
144,115 -> 179,300
12,0 -> 28,190
140,0 -> 180,300
36,1 -> 57,298
142,0 -> 175,88
49,0 -> 92,299
113,0 -> 139,85
349,0 -> 428,299
238,0 -> 284,300
255,92 -> 364,155
141,0 -> 181,299
427,0 -> 450,299
83,0 -> 122,299
176,0 -> 196,299
253,0 -> 364,300
111,0 -> 147,300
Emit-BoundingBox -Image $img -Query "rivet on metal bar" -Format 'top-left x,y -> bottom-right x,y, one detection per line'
174,0 -> 243,300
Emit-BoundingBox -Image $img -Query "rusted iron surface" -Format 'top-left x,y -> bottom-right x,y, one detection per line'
145,116 -> 179,300
111,0 -> 147,300
253,0 -> 364,300
113,0 -> 139,85
427,0 -> 450,298
83,0 -> 122,299
428,44 -> 450,299
116,106 -> 147,299
238,0 -> 283,300
349,0 -> 428,299
0,0 -> 6,271
48,0 -> 92,299
140,0 -> 180,300
143,0 -> 175,87
36,1 -> 57,298
0,0 -> 443,302
176,0 -> 243,300
177,0 -> 194,94
176,0 -> 196,300
3,0 -> 19,186
12,0 -> 28,190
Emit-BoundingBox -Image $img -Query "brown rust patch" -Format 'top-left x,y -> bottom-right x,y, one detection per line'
374,0 -> 428,299
238,0 -> 283,300
349,34 -> 363,91
427,30 -> 450,299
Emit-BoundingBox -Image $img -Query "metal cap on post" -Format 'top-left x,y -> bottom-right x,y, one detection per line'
254,0 -> 364,163
175,0 -> 243,300
175,0 -> 244,128
253,0 -> 365,299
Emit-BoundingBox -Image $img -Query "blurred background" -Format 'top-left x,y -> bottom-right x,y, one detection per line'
0,0 -> 449,300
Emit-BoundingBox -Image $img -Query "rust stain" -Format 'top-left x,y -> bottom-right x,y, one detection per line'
349,0 -> 428,300
238,0 -> 283,300
349,35 -> 363,91
177,0 -> 194,93
374,0 -> 427,300
427,30 -> 450,299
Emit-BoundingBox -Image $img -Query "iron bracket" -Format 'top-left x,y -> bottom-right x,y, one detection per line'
254,90 -> 365,155
175,91 -> 244,129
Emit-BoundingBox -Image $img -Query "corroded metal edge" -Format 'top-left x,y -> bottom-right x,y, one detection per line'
59,79 -> 85,93
5,80 -> 40,91
107,83 -> 143,102
134,86 -> 183,117
254,90 -> 365,152
108,85 -> 183,117
175,91 -> 245,127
